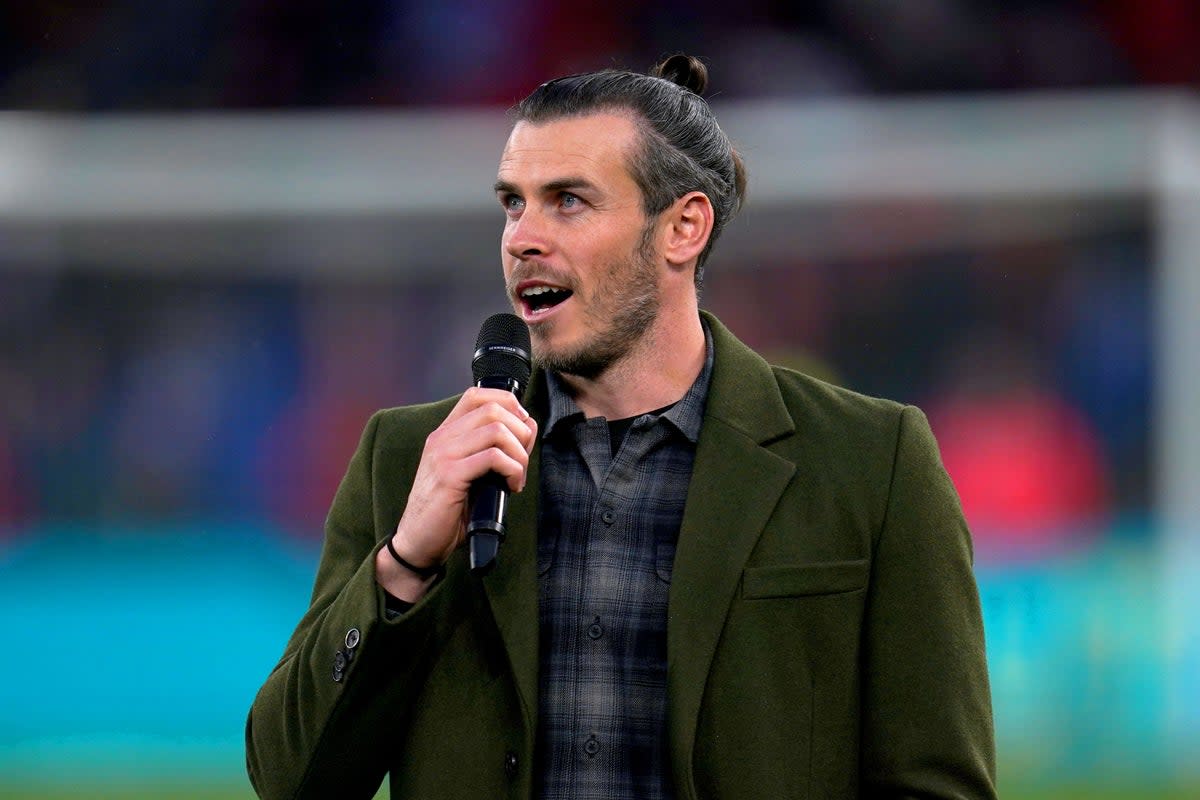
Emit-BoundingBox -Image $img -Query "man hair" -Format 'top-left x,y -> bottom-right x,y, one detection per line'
513,54 -> 747,288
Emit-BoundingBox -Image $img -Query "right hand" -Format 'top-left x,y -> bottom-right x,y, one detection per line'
376,387 -> 538,600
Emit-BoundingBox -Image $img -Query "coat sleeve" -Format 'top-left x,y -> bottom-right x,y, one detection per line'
860,405 -> 998,798
245,409 -> 469,800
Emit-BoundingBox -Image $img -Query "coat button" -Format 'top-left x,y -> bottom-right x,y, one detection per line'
503,751 -> 518,779
334,649 -> 348,673
345,628 -> 361,650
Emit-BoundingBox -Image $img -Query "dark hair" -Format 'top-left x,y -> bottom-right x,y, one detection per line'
514,53 -> 747,286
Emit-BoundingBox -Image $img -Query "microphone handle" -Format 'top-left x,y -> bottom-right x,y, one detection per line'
467,472 -> 508,574
466,375 -> 522,575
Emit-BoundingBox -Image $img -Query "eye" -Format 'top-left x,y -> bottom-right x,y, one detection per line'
559,192 -> 581,210
500,194 -> 525,214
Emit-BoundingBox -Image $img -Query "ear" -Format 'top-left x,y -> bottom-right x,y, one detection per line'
660,191 -> 714,270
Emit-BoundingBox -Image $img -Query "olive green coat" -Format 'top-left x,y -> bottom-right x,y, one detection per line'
246,312 -> 996,799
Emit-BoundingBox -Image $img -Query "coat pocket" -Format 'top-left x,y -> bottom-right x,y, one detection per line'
741,559 -> 869,599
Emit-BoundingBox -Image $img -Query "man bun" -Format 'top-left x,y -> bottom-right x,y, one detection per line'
651,54 -> 708,95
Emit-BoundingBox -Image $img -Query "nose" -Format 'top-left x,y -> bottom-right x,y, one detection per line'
503,207 -> 549,261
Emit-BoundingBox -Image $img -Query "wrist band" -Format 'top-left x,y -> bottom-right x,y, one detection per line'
386,537 -> 446,580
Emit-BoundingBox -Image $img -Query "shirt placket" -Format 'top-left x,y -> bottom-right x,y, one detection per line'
572,418 -> 671,792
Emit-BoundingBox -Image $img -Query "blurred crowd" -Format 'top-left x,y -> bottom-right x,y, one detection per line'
0,1 -> 1197,110
0,230 -> 1150,562
709,233 -> 1150,561
0,1 -> 1168,559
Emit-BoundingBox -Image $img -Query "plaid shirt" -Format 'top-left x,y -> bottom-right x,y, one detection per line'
534,325 -> 713,800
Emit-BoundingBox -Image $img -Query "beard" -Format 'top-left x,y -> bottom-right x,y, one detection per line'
509,233 -> 660,381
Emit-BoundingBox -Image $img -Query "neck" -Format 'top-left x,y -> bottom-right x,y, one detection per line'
557,308 -> 706,420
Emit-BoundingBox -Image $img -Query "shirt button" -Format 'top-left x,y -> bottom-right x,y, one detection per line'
583,735 -> 601,757
600,509 -> 615,525
587,622 -> 603,640
504,751 -> 518,779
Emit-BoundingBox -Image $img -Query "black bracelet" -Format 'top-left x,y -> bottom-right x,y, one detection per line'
385,537 -> 446,580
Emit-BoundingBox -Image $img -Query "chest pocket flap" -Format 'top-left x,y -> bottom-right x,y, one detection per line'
741,559 -> 869,599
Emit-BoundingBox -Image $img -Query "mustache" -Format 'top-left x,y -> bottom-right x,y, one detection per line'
506,262 -> 578,295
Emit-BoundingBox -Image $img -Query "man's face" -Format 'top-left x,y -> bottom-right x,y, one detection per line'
495,112 -> 661,380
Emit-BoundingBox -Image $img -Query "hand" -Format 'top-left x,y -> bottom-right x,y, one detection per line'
376,387 -> 537,601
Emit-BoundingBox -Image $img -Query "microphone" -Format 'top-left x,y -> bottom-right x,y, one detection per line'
467,313 -> 532,574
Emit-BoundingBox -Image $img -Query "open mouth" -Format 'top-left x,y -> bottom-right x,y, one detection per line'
520,285 -> 574,315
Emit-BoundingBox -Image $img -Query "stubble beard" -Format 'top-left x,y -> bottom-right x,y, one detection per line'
527,239 -> 660,382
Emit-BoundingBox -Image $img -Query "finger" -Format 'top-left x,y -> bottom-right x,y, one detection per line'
444,386 -> 530,424
425,400 -> 528,456
453,400 -> 536,450
421,416 -> 531,493
447,444 -> 528,493
451,420 -> 531,477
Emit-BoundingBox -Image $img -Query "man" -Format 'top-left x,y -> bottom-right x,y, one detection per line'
247,55 -> 996,799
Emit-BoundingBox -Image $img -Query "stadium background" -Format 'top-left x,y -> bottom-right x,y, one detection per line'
1,2 -> 1198,798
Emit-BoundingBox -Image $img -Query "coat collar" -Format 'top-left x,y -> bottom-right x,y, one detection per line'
693,310 -> 794,445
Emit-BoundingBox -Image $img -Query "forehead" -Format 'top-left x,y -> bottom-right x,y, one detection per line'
497,112 -> 641,189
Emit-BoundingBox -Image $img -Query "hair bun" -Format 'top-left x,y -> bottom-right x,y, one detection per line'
652,53 -> 708,95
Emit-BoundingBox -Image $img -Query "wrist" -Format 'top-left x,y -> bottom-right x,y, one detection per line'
385,535 -> 447,580
375,535 -> 443,604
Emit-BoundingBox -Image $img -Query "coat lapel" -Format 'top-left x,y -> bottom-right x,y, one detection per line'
480,377 -> 546,741
667,313 -> 797,799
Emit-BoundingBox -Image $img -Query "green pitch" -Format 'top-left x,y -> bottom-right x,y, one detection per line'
1,781 -> 1195,799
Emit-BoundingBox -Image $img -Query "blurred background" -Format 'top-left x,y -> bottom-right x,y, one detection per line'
0,1 -> 1198,798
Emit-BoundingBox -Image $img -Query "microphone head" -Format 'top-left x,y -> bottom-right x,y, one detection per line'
472,313 -> 532,386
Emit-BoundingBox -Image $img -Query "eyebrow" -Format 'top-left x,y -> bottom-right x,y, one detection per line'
493,176 -> 599,196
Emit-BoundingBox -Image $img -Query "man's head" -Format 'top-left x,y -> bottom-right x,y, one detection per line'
512,54 -> 746,287
496,112 -> 662,379
496,55 -> 744,381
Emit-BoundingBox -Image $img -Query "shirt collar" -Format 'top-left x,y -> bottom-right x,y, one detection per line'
541,318 -> 714,444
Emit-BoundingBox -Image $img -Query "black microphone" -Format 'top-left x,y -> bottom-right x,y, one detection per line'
467,313 -> 532,574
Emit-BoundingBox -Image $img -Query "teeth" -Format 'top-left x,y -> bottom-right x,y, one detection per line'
521,285 -> 563,297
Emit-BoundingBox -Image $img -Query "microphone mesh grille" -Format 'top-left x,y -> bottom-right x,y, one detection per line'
472,313 -> 532,384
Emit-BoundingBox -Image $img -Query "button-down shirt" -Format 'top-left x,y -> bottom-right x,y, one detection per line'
535,324 -> 713,800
